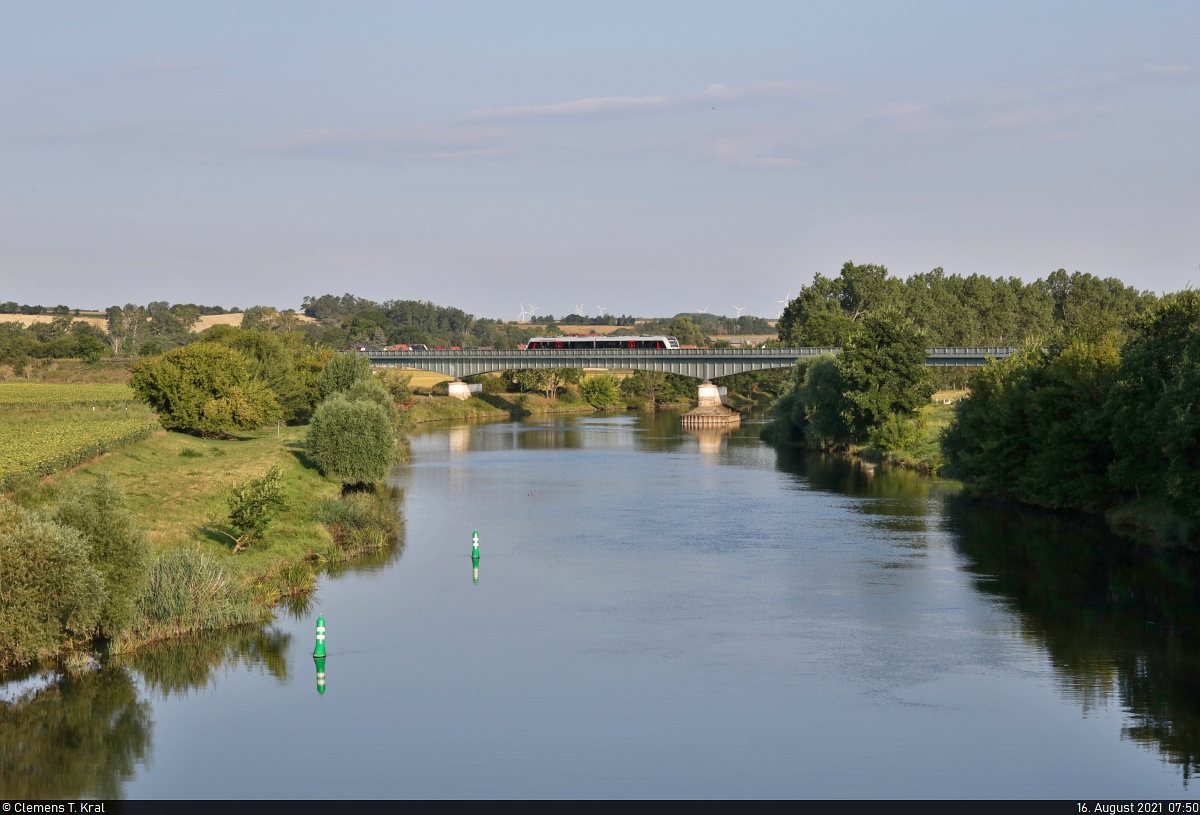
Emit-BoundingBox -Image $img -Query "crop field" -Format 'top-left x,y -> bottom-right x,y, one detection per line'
0,382 -> 134,407
0,417 -> 160,490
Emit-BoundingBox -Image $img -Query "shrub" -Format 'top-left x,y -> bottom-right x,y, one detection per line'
377,369 -> 413,403
581,374 -> 621,408
868,414 -> 925,453
130,343 -> 281,436
318,352 -> 371,398
306,395 -> 395,485
0,498 -> 105,668
224,465 -> 286,553
53,475 -> 150,637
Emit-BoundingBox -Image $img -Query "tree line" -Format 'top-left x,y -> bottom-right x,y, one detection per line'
766,261 -> 1200,544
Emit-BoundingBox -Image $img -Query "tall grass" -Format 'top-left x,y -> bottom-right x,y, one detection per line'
314,487 -> 402,560
113,548 -> 263,651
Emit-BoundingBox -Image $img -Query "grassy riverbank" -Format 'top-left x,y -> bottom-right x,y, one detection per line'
2,415 -> 401,670
399,392 -> 611,426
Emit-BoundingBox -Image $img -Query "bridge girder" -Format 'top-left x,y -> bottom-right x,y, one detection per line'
362,347 -> 1019,380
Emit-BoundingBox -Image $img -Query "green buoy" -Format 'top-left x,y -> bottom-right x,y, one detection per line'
313,615 -> 326,659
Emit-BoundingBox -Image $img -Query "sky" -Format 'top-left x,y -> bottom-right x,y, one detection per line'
0,1 -> 1196,320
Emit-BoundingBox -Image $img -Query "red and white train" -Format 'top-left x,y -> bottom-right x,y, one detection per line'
524,335 -> 680,350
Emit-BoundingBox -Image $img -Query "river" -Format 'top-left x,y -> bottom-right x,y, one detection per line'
4,411 -> 1200,797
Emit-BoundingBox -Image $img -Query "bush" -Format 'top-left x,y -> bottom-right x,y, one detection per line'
377,369 -> 413,403
130,343 -> 281,436
225,465 -> 287,552
868,414 -> 925,453
580,375 -> 621,408
0,498 -> 105,668
306,395 -> 396,485
53,475 -> 150,637
318,352 -> 371,398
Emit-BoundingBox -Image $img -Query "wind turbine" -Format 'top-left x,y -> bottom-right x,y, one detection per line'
696,307 -> 709,314
518,303 -> 531,321
529,305 -> 539,321
596,305 -> 608,317
733,305 -> 745,318
574,304 -> 586,317
775,291 -> 791,319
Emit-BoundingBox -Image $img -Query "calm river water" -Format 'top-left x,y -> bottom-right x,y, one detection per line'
5,412 -> 1200,798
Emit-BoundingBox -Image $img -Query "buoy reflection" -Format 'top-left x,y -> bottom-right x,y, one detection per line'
314,655 -> 326,696
472,563 -> 479,585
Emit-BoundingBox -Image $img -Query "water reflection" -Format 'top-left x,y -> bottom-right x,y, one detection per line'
0,667 -> 150,798
947,496 -> 1200,778
0,625 -> 292,797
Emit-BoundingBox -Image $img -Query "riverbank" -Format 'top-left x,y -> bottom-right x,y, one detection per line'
1,422 -> 401,672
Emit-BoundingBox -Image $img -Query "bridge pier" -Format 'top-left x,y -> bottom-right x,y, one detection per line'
447,380 -> 471,400
697,380 -> 722,407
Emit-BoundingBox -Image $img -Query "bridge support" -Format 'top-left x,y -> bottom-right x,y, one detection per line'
447,380 -> 471,400
697,380 -> 722,407
683,380 -> 740,428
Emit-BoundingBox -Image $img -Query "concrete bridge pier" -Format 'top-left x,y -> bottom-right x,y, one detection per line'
447,380 -> 471,400
697,380 -> 722,407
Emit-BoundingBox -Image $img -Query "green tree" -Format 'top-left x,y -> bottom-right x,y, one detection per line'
76,334 -> 106,364
836,310 -> 934,433
667,316 -> 709,347
580,374 -> 621,408
223,466 -> 287,553
130,344 -> 282,436
318,351 -> 372,398
53,475 -> 149,638
1108,291 -> 1200,518
942,342 -> 1120,510
203,326 -> 322,423
515,368 -> 583,399
306,396 -> 396,485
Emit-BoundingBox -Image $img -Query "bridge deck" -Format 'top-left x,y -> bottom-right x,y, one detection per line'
363,347 -> 1019,380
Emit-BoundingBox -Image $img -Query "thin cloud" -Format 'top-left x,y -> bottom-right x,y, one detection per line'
469,80 -> 824,120
267,124 -> 517,162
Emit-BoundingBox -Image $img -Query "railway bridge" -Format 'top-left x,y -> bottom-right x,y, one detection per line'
361,346 -> 1017,399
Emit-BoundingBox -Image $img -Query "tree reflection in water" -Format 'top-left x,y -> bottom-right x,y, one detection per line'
0,625 -> 292,797
948,496 -> 1200,779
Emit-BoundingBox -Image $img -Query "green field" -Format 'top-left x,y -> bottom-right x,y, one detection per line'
0,382 -> 134,407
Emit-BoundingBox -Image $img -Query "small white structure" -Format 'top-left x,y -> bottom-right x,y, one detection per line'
447,381 -> 482,400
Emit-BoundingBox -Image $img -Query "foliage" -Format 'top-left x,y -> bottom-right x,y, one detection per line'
130,343 -> 281,436
580,374 -> 621,408
0,498 -> 105,668
666,315 -> 709,346
619,370 -> 696,405
942,342 -> 1121,510
0,419 -> 158,491
777,262 -> 1154,348
515,367 -> 583,399
376,369 -> 413,403
53,475 -> 150,637
317,351 -> 372,398
1107,291 -> 1200,520
867,414 -> 926,453
837,310 -> 935,434
761,356 -> 853,448
306,395 -> 396,485
201,326 -> 324,423
224,465 -> 287,553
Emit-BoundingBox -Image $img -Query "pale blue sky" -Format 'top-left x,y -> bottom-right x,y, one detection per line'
1,2 -> 1196,319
